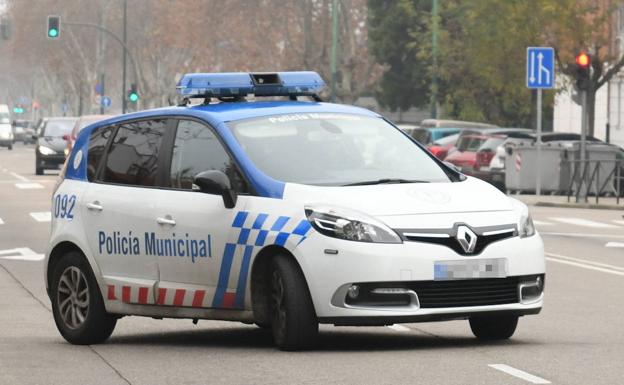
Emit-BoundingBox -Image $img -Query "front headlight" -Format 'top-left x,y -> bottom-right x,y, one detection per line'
305,205 -> 402,243
38,146 -> 56,155
519,213 -> 536,238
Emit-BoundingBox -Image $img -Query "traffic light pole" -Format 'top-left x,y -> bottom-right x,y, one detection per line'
61,20 -> 137,113
536,89 -> 542,196
578,90 -> 588,203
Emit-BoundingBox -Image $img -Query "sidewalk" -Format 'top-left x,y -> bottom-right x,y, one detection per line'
513,194 -> 623,210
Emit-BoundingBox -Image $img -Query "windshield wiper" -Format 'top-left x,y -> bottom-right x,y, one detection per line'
343,178 -> 430,186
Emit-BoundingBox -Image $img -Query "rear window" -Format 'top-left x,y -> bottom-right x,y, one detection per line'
102,119 -> 167,187
478,136 -> 506,152
457,136 -> 486,152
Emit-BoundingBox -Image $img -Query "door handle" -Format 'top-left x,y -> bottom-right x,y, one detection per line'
157,216 -> 176,226
86,201 -> 103,211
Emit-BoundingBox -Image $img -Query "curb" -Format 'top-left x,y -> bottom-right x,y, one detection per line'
532,201 -> 624,211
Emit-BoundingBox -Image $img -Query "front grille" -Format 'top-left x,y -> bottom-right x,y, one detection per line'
408,277 -> 520,308
396,224 -> 517,256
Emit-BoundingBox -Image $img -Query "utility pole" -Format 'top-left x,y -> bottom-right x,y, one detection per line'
430,0 -> 439,119
122,0 -> 128,114
330,0 -> 338,103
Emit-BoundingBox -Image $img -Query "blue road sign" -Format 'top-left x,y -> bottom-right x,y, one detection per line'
101,96 -> 112,108
526,47 -> 555,89
95,83 -> 104,95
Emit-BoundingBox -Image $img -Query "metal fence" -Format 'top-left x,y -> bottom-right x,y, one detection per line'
566,159 -> 623,204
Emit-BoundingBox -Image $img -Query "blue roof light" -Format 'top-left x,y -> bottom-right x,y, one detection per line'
176,71 -> 325,99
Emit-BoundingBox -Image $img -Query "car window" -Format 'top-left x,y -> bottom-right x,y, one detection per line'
457,136 -> 486,152
229,113 -> 451,186
43,120 -> 75,137
410,129 -> 431,144
169,120 -> 247,192
478,136 -> 505,151
87,126 -> 114,181
103,119 -> 167,187
433,133 -> 459,146
0,113 -> 9,124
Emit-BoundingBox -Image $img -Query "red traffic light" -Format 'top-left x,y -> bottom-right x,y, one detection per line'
575,52 -> 590,68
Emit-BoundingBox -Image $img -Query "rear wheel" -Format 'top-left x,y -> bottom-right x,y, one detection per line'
8,144 -> 12,150
50,251 -> 116,345
270,254 -> 318,350
469,315 -> 518,341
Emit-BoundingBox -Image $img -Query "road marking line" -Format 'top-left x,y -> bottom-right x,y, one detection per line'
606,242 -> 624,248
540,232 -> 624,239
387,324 -> 410,332
488,364 -> 550,384
30,212 -> 51,222
15,182 -> 44,189
546,253 -> 624,276
549,217 -> 620,229
613,220 -> 624,226
0,248 -> 45,261
532,220 -> 553,226
0,218 -> 3,225
9,171 -> 29,181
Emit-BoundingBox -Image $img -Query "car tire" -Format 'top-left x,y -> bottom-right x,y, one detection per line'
8,144 -> 12,150
469,315 -> 518,341
270,254 -> 318,351
35,166 -> 43,175
50,251 -> 117,345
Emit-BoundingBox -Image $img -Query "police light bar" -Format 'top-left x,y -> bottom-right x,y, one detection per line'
176,71 -> 325,98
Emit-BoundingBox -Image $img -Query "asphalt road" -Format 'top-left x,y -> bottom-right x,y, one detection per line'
1,143 -> 623,385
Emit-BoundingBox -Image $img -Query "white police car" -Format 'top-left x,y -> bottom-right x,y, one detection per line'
45,72 -> 545,350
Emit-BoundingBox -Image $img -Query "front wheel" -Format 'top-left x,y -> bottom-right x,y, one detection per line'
50,251 -> 116,345
469,315 -> 518,341
270,255 -> 318,350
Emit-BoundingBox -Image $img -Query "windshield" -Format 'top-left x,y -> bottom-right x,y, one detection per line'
229,113 -> 450,186
0,113 -> 9,124
43,120 -> 75,137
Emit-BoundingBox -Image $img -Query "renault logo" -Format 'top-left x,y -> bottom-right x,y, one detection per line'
456,225 -> 477,254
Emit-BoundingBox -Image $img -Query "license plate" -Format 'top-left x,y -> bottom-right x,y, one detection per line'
434,258 -> 507,280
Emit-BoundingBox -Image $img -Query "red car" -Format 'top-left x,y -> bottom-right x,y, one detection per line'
427,133 -> 459,160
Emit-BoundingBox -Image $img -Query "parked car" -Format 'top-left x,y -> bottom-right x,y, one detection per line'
66,115 -> 113,152
35,117 -> 78,175
409,127 -> 460,145
0,106 -> 13,150
12,119 -> 34,144
428,133 -> 459,160
420,119 -> 497,129
445,128 -> 533,189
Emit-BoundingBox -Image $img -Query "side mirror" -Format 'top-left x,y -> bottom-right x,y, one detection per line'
193,170 -> 238,209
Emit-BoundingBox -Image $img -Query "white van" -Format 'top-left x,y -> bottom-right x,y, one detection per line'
0,104 -> 14,150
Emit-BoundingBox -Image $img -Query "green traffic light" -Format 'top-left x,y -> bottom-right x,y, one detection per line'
129,93 -> 139,102
48,28 -> 58,37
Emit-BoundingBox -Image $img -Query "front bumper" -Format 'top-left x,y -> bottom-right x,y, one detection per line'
295,230 -> 545,321
37,153 -> 66,169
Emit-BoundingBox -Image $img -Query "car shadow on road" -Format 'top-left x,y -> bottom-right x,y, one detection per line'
105,325 -> 538,352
